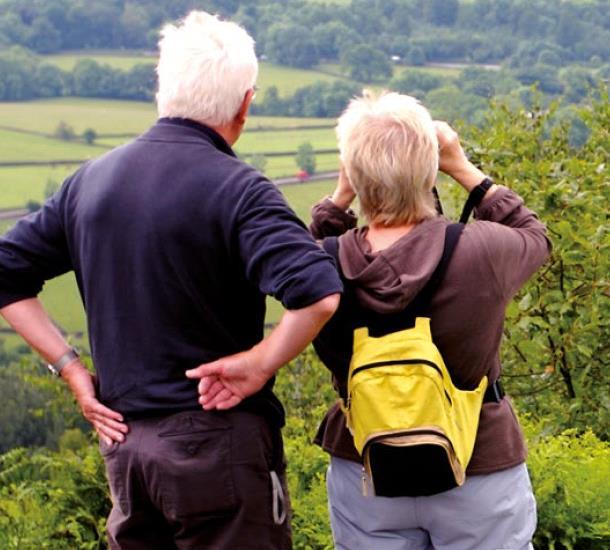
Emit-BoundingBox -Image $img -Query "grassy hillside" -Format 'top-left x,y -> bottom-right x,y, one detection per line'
0,98 -> 156,134
0,128 -> 103,162
42,51 -> 156,71
0,166 -> 78,208
0,97 -> 338,208
0,99 -> 333,136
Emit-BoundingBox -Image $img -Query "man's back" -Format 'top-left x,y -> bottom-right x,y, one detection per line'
4,119 -> 338,419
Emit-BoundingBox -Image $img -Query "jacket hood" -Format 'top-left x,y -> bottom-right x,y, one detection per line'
337,216 -> 449,314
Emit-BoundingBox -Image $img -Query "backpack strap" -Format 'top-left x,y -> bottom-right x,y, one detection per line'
415,223 -> 464,310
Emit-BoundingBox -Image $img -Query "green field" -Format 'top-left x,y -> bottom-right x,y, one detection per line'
0,128 -> 105,162
0,98 -> 156,135
318,62 -> 462,81
42,51 -> 157,71
236,128 -> 336,155
0,166 -> 79,208
0,98 -> 339,208
41,53 -> 348,97
0,99 -> 333,137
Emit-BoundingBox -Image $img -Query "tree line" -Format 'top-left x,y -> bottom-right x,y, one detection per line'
0,47 -> 156,102
0,0 -> 608,68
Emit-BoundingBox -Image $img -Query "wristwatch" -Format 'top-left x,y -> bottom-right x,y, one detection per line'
47,348 -> 80,377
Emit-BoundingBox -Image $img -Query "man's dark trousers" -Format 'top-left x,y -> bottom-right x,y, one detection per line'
101,410 -> 291,549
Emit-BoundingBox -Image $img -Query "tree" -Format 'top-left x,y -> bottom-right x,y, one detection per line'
515,64 -> 564,95
341,44 -> 393,83
390,70 -> 443,95
82,128 -> 97,145
265,23 -> 319,69
34,63 -> 68,98
425,86 -> 487,124
295,142 -> 316,175
312,21 -> 358,60
464,92 -> 610,433
54,121 -> 76,141
424,0 -> 459,27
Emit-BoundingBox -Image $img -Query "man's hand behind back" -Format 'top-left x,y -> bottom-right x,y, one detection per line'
186,293 -> 340,411
185,350 -> 269,410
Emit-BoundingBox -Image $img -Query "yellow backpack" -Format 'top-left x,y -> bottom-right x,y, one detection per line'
323,224 -> 502,497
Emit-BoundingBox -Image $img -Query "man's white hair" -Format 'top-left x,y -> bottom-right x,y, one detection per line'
336,90 -> 439,226
156,11 -> 258,126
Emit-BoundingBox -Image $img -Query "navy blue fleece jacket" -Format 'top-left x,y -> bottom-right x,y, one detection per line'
0,118 -> 342,424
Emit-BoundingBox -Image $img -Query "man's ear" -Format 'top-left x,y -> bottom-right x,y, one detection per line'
235,88 -> 255,126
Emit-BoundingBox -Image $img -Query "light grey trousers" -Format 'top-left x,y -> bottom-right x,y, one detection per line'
327,456 -> 536,550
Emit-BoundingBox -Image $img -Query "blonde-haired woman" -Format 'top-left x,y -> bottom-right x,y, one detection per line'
311,91 -> 550,549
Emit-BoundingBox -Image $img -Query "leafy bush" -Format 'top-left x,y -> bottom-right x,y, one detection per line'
277,348 -> 336,548
0,444 -> 109,549
464,90 -> 610,436
522,418 -> 610,549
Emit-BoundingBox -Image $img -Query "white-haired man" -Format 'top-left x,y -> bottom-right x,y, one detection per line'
0,11 -> 341,549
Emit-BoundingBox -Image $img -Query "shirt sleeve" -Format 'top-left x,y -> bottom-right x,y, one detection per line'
310,197 -> 358,239
0,192 -> 72,308
235,181 -> 343,310
470,186 -> 552,299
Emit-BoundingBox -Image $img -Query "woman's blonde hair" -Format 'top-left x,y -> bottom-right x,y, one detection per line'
336,90 -> 439,225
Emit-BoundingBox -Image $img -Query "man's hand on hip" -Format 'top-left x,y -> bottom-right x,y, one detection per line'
62,361 -> 129,445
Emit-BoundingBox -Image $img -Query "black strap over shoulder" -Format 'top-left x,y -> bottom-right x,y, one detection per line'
416,223 -> 464,307
322,224 -> 464,319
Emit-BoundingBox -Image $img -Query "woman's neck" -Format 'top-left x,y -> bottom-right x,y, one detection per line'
366,222 -> 417,253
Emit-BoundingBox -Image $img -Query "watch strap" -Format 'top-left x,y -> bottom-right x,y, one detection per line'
47,348 -> 79,377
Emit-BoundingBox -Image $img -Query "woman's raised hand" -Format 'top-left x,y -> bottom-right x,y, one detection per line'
331,165 -> 357,210
434,121 -> 487,192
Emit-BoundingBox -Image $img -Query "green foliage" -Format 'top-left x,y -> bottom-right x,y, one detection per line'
340,44 -> 393,83
522,418 -> 610,549
464,90 -> 610,435
82,128 -> 97,145
266,23 -> 320,69
0,444 -> 110,549
25,200 -> 41,213
295,142 -> 317,175
54,120 -> 75,141
276,348 -> 336,548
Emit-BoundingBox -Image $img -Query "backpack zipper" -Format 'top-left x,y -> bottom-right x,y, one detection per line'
350,359 -> 453,407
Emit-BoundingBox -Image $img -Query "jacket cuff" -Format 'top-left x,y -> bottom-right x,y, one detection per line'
310,198 -> 358,239
474,186 -> 523,222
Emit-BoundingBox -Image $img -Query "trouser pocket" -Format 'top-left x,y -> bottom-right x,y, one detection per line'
156,411 -> 237,519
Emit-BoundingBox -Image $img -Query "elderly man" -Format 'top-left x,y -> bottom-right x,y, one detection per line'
0,11 -> 341,549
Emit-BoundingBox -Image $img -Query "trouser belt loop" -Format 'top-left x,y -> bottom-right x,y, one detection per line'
270,470 -> 287,525
268,424 -> 287,525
